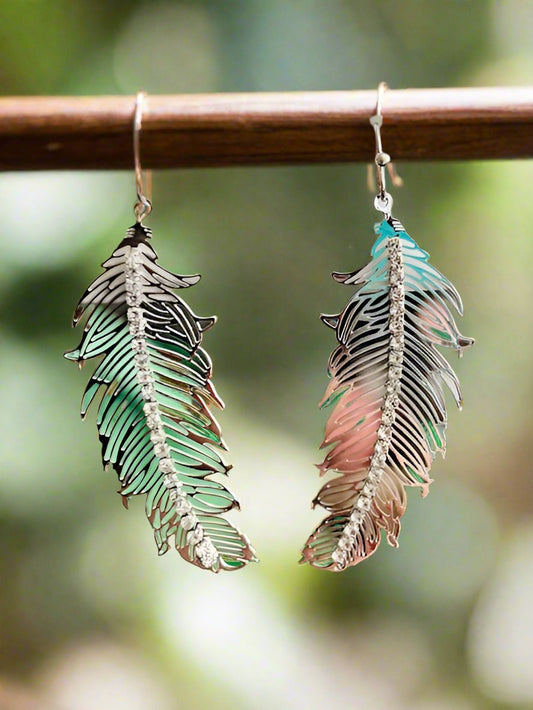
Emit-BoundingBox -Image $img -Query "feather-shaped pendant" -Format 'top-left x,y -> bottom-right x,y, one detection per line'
65,223 -> 257,572
301,216 -> 474,571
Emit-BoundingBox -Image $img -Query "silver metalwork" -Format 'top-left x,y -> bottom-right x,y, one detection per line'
301,82 -> 474,572
369,82 -> 403,218
133,91 -> 152,223
65,91 -> 257,572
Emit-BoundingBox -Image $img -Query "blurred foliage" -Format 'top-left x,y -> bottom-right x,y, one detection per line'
0,1 -> 532,709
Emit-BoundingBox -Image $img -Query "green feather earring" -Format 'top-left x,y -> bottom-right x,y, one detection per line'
65,93 -> 256,572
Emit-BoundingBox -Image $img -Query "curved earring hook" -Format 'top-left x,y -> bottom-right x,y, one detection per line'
133,91 -> 152,223
369,82 -> 402,217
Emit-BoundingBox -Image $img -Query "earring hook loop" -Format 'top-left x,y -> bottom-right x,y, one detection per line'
133,91 -> 152,223
369,82 -> 402,218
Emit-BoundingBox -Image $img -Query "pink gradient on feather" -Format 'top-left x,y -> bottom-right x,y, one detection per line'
414,296 -> 474,351
318,380 -> 385,476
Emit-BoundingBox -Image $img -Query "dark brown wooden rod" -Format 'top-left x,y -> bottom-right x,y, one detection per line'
0,87 -> 531,171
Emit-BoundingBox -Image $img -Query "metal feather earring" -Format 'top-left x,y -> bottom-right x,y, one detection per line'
301,83 -> 474,571
65,92 -> 257,572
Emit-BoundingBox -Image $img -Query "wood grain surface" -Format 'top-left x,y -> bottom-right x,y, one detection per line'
0,87 -> 531,171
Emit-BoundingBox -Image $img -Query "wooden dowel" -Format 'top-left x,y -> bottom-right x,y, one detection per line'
0,87 -> 532,171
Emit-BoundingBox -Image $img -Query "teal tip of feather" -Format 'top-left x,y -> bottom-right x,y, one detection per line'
63,349 -> 79,362
374,218 -> 389,235
375,219 -> 396,237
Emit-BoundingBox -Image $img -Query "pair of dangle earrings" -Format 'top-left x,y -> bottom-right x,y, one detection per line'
66,86 -> 473,573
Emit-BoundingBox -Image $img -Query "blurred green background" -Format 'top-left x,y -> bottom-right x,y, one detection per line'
0,1 -> 532,709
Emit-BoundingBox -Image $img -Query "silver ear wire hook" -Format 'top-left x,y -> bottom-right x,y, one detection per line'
369,82 -> 402,218
133,91 -> 152,224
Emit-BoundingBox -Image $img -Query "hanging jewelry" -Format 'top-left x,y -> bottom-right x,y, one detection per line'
301,83 -> 474,571
65,93 -> 257,572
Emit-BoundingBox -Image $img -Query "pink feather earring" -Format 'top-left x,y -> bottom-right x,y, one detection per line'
301,83 -> 473,571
